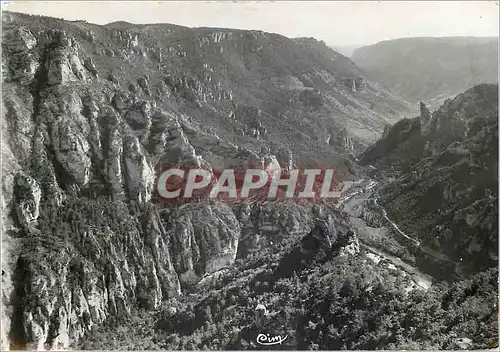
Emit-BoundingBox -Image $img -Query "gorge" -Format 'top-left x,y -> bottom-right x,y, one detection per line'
1,10 -> 498,351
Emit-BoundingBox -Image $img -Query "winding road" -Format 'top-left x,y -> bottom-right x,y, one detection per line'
337,178 -> 435,289
337,176 -> 464,284
372,197 -> 461,270
373,198 -> 421,246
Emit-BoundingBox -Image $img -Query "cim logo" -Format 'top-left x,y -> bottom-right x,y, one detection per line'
256,333 -> 289,346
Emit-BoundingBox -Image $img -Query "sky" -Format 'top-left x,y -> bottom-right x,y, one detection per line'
2,1 -> 499,47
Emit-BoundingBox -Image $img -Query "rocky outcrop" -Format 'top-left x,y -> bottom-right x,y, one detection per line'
167,202 -> 240,286
12,202 -> 181,350
83,57 -> 98,77
342,77 -> 365,92
276,212 -> 358,277
45,37 -> 89,85
419,102 -> 432,135
3,27 -> 39,84
360,207 -> 384,228
123,135 -> 154,203
328,127 -> 356,151
337,229 -> 360,256
137,76 -> 151,96
363,84 -> 498,274
14,173 -> 41,227
49,97 -> 92,187
235,201 -> 320,260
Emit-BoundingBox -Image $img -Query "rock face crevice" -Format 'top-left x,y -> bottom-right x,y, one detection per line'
8,256 -> 29,350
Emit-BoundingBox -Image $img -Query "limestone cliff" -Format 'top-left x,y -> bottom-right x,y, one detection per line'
361,84 -> 498,274
1,11 -> 402,350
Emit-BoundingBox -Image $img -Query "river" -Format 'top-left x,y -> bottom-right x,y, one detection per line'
337,179 -> 434,290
